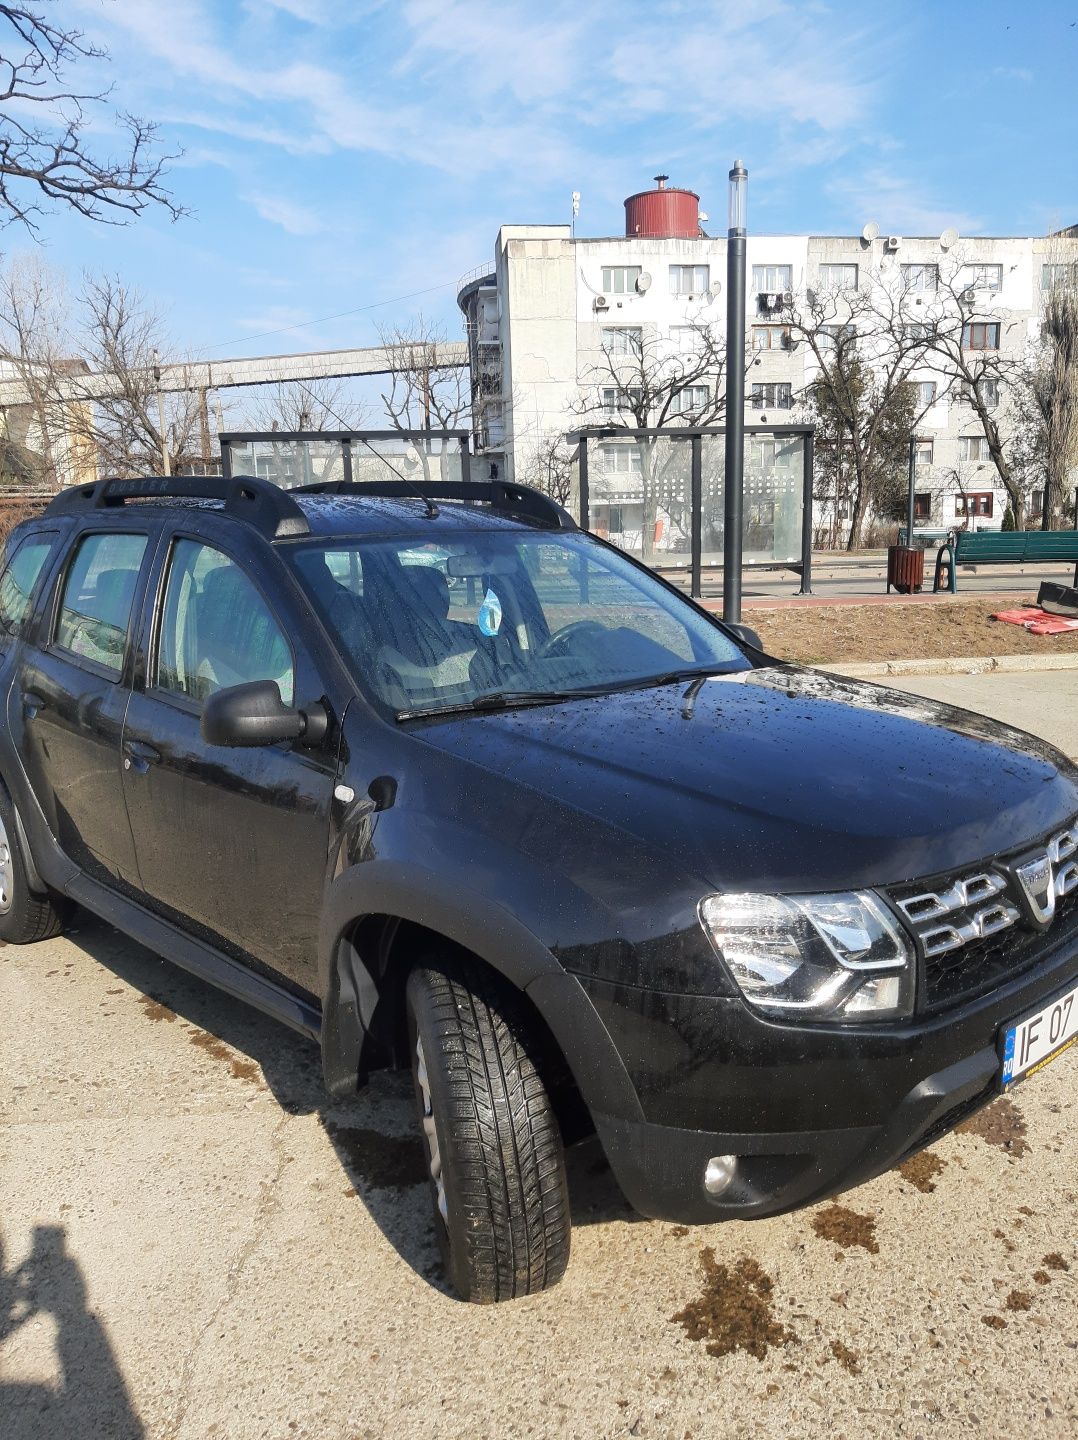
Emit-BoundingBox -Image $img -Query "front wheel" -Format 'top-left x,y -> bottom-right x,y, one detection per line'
406,957 -> 571,1302
0,789 -> 69,944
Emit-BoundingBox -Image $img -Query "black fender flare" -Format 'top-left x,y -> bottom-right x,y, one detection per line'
318,860 -> 644,1126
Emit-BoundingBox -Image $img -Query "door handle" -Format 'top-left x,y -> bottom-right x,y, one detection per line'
122,739 -> 161,774
22,690 -> 46,719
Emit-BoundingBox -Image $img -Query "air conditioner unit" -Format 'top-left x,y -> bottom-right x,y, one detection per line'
782,291 -> 794,305
960,289 -> 976,306
594,294 -> 609,310
885,235 -> 901,251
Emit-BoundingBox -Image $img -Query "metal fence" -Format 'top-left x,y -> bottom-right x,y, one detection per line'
569,424 -> 815,597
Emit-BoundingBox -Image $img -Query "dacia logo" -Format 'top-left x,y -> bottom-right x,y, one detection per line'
1011,828 -> 1078,931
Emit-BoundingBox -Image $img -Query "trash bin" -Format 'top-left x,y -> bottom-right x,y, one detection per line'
887,544 -> 925,594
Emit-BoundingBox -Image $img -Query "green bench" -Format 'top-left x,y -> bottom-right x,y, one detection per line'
933,529 -> 1078,593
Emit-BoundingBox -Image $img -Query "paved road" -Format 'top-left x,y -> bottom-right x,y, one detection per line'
882,669 -> 1078,763
2,672 -> 1077,1440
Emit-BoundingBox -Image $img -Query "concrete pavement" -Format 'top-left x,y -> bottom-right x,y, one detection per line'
2,669 -> 1077,1440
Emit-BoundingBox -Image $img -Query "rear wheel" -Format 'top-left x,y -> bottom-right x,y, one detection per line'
405,956 -> 571,1303
0,791 -> 69,945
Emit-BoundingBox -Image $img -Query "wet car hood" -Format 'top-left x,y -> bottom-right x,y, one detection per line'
409,665 -> 1078,893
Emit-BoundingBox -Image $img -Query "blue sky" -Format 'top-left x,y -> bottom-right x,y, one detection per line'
22,0 -> 1078,362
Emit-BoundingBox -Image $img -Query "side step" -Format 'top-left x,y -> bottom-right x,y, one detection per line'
67,873 -> 322,1042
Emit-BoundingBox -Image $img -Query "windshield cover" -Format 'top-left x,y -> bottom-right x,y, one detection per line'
287,530 -> 749,716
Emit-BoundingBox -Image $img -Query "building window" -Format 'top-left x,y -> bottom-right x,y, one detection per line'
913,492 -> 932,520
601,326 -> 642,356
915,381 -> 937,408
751,325 -> 791,351
669,264 -> 710,296
751,382 -> 792,409
818,324 -> 856,352
914,439 -> 934,467
960,263 -> 1002,292
958,435 -> 991,463
901,263 -> 938,293
956,492 -> 994,517
601,266 -> 641,295
600,443 -> 642,475
1031,488 -> 1045,516
818,263 -> 858,293
752,264 -> 792,292
959,378 -> 1000,408
600,386 -> 642,416
670,325 -> 702,353
901,322 -> 931,341
669,385 -> 709,414
1042,263 -> 1078,290
962,322 -> 1000,350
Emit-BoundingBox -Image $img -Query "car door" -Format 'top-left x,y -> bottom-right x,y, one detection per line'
120,524 -> 339,995
16,523 -> 155,887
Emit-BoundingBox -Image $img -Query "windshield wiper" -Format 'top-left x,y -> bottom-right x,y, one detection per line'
396,687 -> 613,721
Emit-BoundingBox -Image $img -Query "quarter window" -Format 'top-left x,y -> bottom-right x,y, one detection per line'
156,540 -> 293,705
0,533 -> 54,634
55,532 -> 147,677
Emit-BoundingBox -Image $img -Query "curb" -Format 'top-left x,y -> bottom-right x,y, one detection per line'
822,654 -> 1078,679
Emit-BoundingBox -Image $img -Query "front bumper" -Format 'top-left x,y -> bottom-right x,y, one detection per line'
580,931 -> 1078,1224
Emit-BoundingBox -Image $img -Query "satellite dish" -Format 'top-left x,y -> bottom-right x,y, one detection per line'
699,211 -> 710,223
940,227 -> 959,250
636,271 -> 652,293
861,221 -> 880,243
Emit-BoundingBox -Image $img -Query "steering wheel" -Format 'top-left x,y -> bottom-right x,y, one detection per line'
536,619 -> 608,661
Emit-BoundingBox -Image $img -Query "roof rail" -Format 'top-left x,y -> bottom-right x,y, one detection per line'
43,474 -> 310,539
292,478 -> 577,530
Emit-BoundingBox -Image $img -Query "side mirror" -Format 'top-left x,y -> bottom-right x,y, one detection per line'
724,621 -> 763,651
200,680 -> 327,748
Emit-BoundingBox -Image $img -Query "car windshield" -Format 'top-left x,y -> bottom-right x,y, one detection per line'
287,529 -> 749,717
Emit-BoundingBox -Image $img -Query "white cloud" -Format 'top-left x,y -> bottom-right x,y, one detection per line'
826,170 -> 984,236
243,192 -> 328,235
992,66 -> 1033,83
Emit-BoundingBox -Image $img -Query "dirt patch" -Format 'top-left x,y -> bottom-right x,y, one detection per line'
750,595 -> 1078,666
669,1225 -> 690,1238
1034,1269 -> 1051,1285
829,1339 -> 861,1374
955,1096 -> 1030,1157
897,1151 -> 947,1193
1005,1289 -> 1033,1312
137,995 -> 177,1024
324,1121 -> 427,1190
670,1249 -> 796,1362
982,1314 -> 1007,1330
186,1028 -> 263,1085
810,1203 -> 880,1255
1042,1252 -> 1070,1271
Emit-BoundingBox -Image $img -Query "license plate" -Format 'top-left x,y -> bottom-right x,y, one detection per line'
1000,982 -> 1078,1088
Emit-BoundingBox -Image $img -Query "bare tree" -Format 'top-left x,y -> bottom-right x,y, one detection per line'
376,317 -> 470,482
784,279 -> 928,548
573,322 -> 731,556
0,4 -> 182,232
519,434 -> 576,507
65,273 -> 201,477
1013,265 -> 1078,529
240,377 -> 366,434
0,251 -> 70,485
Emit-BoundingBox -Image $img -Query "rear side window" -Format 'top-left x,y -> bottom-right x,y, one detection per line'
55,532 -> 148,676
0,533 -> 55,634
156,539 -> 294,705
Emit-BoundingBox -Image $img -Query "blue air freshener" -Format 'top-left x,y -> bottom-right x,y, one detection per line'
477,587 -> 503,636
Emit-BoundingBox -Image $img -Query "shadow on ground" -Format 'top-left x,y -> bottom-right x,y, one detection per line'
0,1224 -> 144,1440
58,912 -> 640,1301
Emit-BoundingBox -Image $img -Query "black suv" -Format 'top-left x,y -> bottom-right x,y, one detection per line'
1,475 -> 1076,1302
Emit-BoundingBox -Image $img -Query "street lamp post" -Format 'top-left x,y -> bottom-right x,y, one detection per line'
723,160 -> 748,623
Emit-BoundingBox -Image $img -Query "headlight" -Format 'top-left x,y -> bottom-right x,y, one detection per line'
699,890 -> 915,1021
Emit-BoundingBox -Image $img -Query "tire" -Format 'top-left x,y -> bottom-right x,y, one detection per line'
405,955 -> 571,1303
0,788 -> 69,945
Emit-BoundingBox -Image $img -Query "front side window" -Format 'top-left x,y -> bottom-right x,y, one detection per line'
818,263 -> 858,293
55,532 -> 147,676
0,533 -> 55,635
156,539 -> 293,705
287,531 -> 748,718
669,264 -> 709,295
752,264 -> 792,292
601,266 -> 641,295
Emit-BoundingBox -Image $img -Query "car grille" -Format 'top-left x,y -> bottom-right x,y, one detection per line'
887,818 -> 1078,1010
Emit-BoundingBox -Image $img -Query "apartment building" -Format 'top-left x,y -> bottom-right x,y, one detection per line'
458,177 -> 1078,548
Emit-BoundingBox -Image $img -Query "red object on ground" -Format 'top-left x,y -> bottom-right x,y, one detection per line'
991,606 -> 1078,636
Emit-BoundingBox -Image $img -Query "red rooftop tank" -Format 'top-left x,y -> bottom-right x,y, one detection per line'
623,175 -> 700,239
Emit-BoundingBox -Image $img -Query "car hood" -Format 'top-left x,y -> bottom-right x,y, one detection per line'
408,665 -> 1078,893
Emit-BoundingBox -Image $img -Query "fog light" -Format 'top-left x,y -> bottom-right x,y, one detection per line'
704,1154 -> 738,1196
